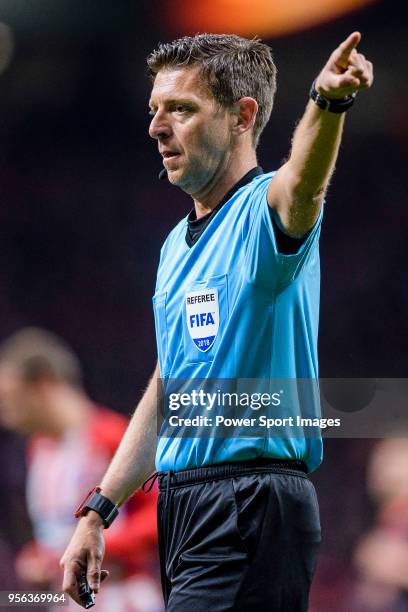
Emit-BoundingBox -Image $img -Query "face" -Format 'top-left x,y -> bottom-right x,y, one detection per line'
0,364 -> 43,434
149,66 -> 235,196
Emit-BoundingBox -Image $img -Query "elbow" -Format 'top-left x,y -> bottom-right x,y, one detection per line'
291,183 -> 326,210
285,164 -> 329,203
289,169 -> 327,200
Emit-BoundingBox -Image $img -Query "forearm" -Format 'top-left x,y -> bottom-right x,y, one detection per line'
268,32 -> 373,236
61,365 -> 161,602
286,100 -> 345,199
268,101 -> 345,235
99,363 -> 160,506
286,30 -> 373,198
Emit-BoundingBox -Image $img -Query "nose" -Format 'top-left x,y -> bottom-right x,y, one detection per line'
149,110 -> 172,140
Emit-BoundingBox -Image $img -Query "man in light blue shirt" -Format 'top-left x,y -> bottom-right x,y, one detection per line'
62,31 -> 373,612
155,168 -> 323,474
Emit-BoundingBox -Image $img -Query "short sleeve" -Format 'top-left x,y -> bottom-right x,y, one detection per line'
244,174 -> 323,291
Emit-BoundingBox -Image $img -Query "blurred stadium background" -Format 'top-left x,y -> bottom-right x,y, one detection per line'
0,0 -> 407,610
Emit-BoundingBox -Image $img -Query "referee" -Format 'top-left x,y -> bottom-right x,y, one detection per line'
61,33 -> 373,610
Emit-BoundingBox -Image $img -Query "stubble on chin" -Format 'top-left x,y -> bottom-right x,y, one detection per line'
168,164 -> 198,194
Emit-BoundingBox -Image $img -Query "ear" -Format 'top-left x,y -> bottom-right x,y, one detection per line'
231,97 -> 258,136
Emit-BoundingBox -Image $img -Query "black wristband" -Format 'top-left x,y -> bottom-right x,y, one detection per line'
309,80 -> 357,113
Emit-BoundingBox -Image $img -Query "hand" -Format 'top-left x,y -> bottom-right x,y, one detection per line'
315,32 -> 374,99
60,513 -> 109,607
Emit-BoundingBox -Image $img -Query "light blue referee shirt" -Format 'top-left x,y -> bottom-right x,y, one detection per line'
153,169 -> 323,472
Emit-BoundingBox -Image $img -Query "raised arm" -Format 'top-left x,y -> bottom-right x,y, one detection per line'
60,363 -> 161,606
268,32 -> 373,237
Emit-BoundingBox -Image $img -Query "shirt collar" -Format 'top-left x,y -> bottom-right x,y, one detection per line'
187,166 -> 264,225
185,166 -> 264,247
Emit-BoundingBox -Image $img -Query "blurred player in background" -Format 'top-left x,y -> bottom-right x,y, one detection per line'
349,438 -> 408,612
0,327 -> 163,612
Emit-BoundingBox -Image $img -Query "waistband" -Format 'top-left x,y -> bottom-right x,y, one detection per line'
154,458 -> 308,493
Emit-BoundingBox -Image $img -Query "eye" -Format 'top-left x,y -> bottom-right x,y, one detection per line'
175,104 -> 187,113
148,109 -> 156,117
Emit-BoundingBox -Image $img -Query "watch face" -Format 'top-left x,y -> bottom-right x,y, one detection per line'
74,486 -> 100,517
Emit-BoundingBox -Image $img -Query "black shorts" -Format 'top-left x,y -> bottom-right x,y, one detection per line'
157,458 -> 321,611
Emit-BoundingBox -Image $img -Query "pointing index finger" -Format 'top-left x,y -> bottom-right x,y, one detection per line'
335,31 -> 362,67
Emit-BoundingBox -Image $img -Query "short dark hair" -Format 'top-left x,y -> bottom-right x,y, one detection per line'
0,327 -> 82,387
147,33 -> 277,147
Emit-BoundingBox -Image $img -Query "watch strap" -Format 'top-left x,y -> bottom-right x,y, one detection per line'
309,80 -> 357,113
74,486 -> 119,529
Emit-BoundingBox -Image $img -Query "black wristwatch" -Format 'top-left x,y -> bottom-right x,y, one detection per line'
74,486 -> 119,529
309,79 -> 357,113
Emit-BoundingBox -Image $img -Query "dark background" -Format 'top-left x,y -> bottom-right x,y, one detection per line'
0,1 -> 406,609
